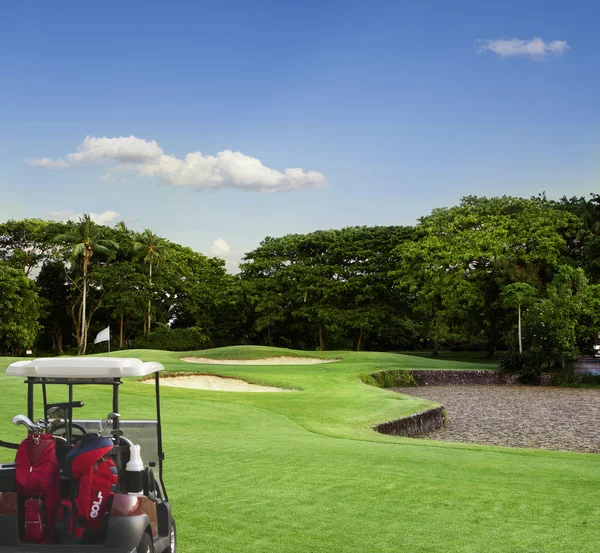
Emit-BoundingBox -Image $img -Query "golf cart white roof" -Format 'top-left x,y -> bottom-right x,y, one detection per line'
6,357 -> 164,378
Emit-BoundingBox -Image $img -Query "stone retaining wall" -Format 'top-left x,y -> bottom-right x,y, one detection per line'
409,369 -> 518,386
374,406 -> 445,437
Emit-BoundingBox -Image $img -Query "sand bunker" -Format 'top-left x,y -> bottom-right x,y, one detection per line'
181,356 -> 339,365
146,374 -> 297,392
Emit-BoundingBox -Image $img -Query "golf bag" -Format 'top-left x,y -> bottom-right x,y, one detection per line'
14,434 -> 61,543
57,434 -> 118,543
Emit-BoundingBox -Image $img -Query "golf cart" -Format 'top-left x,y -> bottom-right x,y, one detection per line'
0,357 -> 176,553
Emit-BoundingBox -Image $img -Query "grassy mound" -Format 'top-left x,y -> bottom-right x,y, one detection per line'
1,347 -> 598,553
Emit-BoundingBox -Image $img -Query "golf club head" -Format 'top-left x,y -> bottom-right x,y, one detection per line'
12,414 -> 39,433
107,412 -> 120,420
35,419 -> 48,430
47,418 -> 63,433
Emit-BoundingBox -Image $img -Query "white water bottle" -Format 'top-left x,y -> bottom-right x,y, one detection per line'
125,444 -> 144,493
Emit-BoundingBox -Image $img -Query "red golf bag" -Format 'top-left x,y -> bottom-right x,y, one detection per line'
15,434 -> 61,543
57,434 -> 118,543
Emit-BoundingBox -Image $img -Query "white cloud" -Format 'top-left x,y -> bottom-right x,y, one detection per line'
48,210 -> 76,219
27,135 -> 327,193
477,38 -> 569,59
66,135 -> 164,164
207,238 -> 243,273
91,210 -> 120,225
27,157 -> 71,169
48,210 -> 120,226
208,238 -> 232,257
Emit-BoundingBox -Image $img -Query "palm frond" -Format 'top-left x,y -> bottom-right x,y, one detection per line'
53,232 -> 80,244
94,244 -> 117,258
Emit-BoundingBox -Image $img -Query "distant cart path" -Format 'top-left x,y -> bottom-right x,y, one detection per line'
392,385 -> 600,454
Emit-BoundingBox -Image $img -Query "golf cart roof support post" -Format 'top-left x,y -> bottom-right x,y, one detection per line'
27,378 -> 34,420
112,379 -> 120,430
155,370 -> 168,502
67,384 -> 74,447
42,382 -> 48,421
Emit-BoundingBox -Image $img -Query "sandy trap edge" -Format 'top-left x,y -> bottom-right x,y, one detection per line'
181,356 -> 340,365
142,373 -> 299,392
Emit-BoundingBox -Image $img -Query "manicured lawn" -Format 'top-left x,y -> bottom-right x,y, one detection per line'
1,347 -> 598,552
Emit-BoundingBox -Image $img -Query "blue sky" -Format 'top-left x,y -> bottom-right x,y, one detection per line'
1,0 -> 598,270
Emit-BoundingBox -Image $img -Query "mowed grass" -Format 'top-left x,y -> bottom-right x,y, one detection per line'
1,347 -> 598,553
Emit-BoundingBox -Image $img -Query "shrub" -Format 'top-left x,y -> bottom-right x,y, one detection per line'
362,370 -> 417,388
554,368 -> 600,388
132,325 -> 212,351
499,350 -> 544,384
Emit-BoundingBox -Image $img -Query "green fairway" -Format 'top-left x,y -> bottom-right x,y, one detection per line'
1,347 -> 598,553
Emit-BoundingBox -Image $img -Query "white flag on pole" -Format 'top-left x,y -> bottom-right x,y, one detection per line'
94,326 -> 110,344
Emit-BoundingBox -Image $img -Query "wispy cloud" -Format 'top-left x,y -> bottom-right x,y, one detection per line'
26,157 -> 72,169
48,210 -> 120,226
27,135 -> 327,193
477,38 -> 569,60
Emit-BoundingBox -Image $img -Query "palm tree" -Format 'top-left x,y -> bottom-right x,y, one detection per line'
54,215 -> 118,354
133,230 -> 170,338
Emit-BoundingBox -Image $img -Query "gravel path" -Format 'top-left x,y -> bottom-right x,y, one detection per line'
392,385 -> 600,454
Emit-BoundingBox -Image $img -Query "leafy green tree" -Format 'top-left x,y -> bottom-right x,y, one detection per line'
561,194 -> 600,283
501,282 -> 538,353
0,219 -> 65,275
53,215 -> 118,354
97,261 -> 148,348
0,263 -> 42,354
393,195 -> 580,356
164,243 -> 230,336
133,230 -> 170,337
36,260 -> 72,353
240,226 -> 414,350
527,266 -> 600,366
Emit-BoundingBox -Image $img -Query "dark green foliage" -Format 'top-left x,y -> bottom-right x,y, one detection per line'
239,226 -> 417,351
36,261 -> 72,353
1,192 -> 599,359
553,366 -> 600,388
132,324 -> 212,351
499,350 -> 544,384
362,369 -> 417,388
0,263 -> 42,354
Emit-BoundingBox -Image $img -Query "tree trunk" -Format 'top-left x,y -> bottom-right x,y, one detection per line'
147,262 -> 153,339
518,303 -> 522,353
319,324 -> 326,350
71,296 -> 81,349
432,301 -> 439,358
485,328 -> 497,358
355,327 -> 363,352
120,314 -> 125,349
79,265 -> 88,355
57,326 -> 63,354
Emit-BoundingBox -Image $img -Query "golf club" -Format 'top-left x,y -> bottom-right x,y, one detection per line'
12,414 -> 41,433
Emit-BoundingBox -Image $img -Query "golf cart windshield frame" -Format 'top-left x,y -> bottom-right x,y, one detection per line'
4,371 -> 167,501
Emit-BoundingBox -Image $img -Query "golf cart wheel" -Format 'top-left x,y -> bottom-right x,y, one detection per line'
136,532 -> 154,553
165,518 -> 176,553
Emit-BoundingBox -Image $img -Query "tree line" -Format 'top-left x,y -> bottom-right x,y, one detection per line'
1,193 -> 599,364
